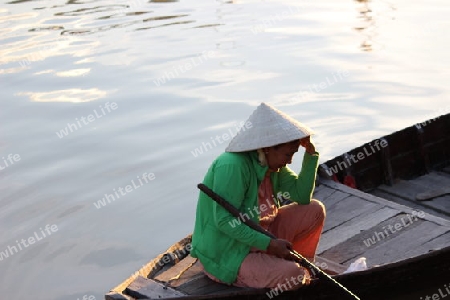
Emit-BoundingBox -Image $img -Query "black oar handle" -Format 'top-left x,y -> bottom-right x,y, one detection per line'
197,183 -> 360,300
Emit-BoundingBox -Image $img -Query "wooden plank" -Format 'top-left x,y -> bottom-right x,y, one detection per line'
155,255 -> 197,282
371,189 -> 450,220
427,172 -> 450,184
378,172 -> 450,203
323,195 -> 378,232
408,173 -> 444,189
125,277 -> 186,299
402,231 -> 450,258
105,292 -> 133,300
320,179 -> 450,227
169,259 -> 205,288
374,187 -> 450,218
320,190 -> 350,208
416,188 -> 450,201
417,195 -> 450,216
321,212 -> 426,264
411,173 -> 450,200
378,180 -> 426,201
318,206 -> 399,254
312,185 -> 336,202
177,275 -> 231,295
126,275 -> 153,292
360,221 -> 450,265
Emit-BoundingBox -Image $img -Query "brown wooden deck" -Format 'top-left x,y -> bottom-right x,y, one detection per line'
315,178 -> 450,267
372,169 -> 450,219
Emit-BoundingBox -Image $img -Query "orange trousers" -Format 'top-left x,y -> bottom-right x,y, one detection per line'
205,200 -> 326,290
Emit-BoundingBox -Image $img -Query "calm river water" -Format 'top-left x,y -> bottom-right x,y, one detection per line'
0,0 -> 449,299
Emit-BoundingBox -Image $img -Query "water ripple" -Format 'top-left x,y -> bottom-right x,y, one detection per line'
55,5 -> 129,17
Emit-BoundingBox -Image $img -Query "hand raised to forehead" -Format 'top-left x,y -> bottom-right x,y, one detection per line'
300,137 -> 316,154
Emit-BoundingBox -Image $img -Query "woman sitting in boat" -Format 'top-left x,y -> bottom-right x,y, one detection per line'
191,102 -> 326,290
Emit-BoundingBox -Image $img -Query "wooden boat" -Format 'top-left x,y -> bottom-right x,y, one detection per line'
318,112 -> 450,198
106,234 -> 450,300
106,113 -> 450,300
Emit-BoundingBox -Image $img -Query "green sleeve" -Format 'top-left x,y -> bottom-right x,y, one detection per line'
277,152 -> 319,204
210,163 -> 271,251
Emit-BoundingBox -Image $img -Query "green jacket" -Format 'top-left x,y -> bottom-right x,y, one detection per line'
190,150 -> 319,284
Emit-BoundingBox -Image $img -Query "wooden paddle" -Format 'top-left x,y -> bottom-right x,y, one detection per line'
197,183 -> 360,300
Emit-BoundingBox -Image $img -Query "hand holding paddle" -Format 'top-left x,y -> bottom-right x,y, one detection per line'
267,238 -> 297,261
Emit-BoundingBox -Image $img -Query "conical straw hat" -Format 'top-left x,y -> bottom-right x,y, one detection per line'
226,103 -> 314,152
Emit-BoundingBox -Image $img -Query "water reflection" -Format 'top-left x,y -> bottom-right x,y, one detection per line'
29,26 -> 65,32
7,0 -> 34,4
55,5 -> 129,16
18,88 -> 109,103
354,0 -> 374,51
55,68 -> 90,77
353,0 -> 396,53
193,23 -> 223,28
59,13 -> 192,35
